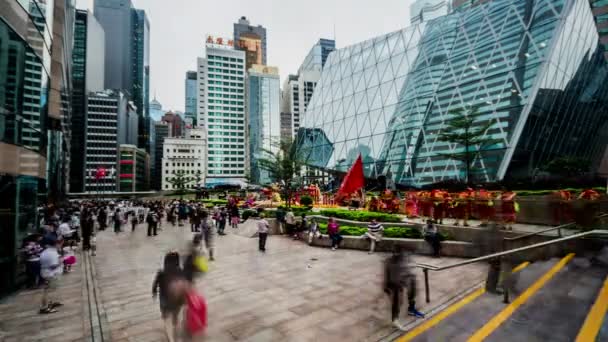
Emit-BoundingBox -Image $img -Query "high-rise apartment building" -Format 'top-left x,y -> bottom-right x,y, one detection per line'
410,0 -> 450,25
197,39 -> 247,183
71,9 -> 106,193
248,65 -> 281,184
233,16 -> 267,65
152,121 -> 170,190
0,0 -> 74,294
94,0 -> 150,156
162,128 -> 207,190
84,90 -> 130,193
281,39 -> 335,137
185,71 -> 198,126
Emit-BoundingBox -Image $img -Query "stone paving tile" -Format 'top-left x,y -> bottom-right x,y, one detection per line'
0,252 -> 87,342
92,219 -> 486,341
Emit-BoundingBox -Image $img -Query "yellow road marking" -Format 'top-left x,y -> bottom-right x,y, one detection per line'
467,253 -> 575,342
397,261 -> 530,342
575,276 -> 608,342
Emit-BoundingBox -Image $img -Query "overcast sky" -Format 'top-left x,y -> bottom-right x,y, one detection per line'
77,0 -> 412,112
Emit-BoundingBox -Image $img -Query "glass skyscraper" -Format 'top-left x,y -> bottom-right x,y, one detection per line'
298,0 -> 608,187
185,71 -> 198,126
248,65 -> 281,184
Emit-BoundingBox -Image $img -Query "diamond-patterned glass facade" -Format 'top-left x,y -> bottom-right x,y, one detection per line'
298,0 -> 608,186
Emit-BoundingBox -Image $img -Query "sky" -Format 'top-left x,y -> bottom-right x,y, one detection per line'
77,0 -> 412,112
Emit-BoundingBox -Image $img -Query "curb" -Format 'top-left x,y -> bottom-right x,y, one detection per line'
83,252 -> 111,342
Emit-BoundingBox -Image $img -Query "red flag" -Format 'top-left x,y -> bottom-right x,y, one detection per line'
337,154 -> 365,198
95,167 -> 106,180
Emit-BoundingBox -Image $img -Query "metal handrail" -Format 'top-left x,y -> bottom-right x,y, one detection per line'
417,229 -> 608,303
504,213 -> 608,241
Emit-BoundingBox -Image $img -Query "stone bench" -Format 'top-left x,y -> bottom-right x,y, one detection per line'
297,232 -> 479,258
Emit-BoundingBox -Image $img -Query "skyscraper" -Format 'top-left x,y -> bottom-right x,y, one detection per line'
70,9 -> 106,193
93,0 -> 150,155
185,71 -> 198,126
198,37 -> 247,185
233,16 -> 267,65
132,8 -> 151,150
94,0 -> 134,91
410,0 -> 450,25
282,39 -> 335,137
248,65 -> 281,184
150,97 -> 163,120
152,121 -> 170,190
0,0 -> 74,294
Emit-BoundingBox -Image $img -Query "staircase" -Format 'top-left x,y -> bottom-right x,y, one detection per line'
394,251 -> 608,341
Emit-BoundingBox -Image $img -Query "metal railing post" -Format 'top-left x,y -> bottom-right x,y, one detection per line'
558,226 -> 562,237
424,268 -> 430,303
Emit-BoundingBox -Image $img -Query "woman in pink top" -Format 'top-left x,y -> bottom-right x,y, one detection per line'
327,217 -> 342,251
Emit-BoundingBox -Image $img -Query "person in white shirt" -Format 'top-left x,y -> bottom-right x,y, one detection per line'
39,237 -> 63,314
257,214 -> 270,252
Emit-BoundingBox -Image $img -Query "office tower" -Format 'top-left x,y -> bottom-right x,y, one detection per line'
185,71 -> 198,126
94,0 -> 134,90
299,0 -> 608,187
247,65 -> 281,184
150,96 -> 163,121
162,111 -> 186,137
71,9 -> 106,193
153,121 -> 170,190
410,0 -> 450,25
282,39 -> 335,137
233,16 -> 267,65
84,90 -> 130,193
117,144 -> 150,192
94,0 -> 150,154
0,0 -> 74,294
132,8 -> 151,151
197,38 -> 247,184
162,128 -> 207,190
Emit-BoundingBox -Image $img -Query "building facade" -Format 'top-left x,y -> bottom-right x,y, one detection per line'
152,121 -> 170,190
282,39 -> 335,137
131,8 -> 150,152
298,0 -> 608,187
410,0 -> 450,25
247,65 -> 281,184
233,16 -> 267,65
185,71 -> 198,126
161,128 -> 207,190
0,0 -> 74,293
85,90 -> 129,193
70,9 -> 105,193
197,41 -> 247,184
162,111 -> 185,138
150,96 -> 163,120
117,144 -> 150,192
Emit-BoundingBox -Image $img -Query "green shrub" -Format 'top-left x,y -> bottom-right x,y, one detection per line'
201,199 -> 228,205
241,209 -> 258,221
300,195 -> 313,207
319,209 -> 402,223
316,223 -> 450,240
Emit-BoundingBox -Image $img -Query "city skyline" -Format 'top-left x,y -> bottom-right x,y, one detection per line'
76,0 -> 412,112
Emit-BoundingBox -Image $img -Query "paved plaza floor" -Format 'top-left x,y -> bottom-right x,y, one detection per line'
0,220 -> 487,341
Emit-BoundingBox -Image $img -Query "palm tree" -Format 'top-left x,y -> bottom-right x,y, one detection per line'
167,170 -> 194,199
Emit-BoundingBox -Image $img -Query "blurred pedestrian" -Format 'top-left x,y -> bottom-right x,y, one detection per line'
200,211 -> 215,261
327,217 -> 342,250
39,236 -> 63,314
364,219 -> 384,254
257,213 -> 270,252
307,218 -> 322,245
423,220 -> 441,257
383,247 -> 424,329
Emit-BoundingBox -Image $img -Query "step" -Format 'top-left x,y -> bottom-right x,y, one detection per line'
576,274 -> 608,342
402,259 -> 559,342
483,257 -> 606,341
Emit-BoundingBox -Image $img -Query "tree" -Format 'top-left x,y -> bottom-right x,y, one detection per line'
257,139 -> 304,207
167,170 -> 194,199
438,106 -> 501,184
543,157 -> 591,178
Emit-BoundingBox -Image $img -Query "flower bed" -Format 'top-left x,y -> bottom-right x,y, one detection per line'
319,209 -> 403,223
317,223 -> 450,240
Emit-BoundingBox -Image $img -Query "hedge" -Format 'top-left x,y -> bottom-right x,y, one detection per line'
319,209 -> 403,223
200,199 -> 228,205
317,223 -> 449,240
